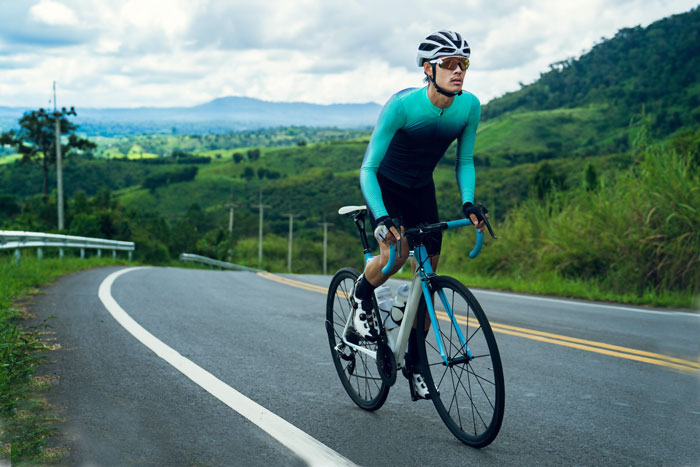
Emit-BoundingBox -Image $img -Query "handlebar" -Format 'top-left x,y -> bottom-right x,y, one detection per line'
380,218 -> 488,275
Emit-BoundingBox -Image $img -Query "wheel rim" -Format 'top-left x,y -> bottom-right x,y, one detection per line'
327,271 -> 388,408
420,281 -> 504,446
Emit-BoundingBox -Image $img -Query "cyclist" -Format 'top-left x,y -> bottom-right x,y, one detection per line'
352,30 -> 488,399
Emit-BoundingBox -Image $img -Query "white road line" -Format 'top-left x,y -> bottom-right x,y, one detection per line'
98,267 -> 356,467
469,288 -> 699,317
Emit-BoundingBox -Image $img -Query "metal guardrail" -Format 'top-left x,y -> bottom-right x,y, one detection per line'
179,253 -> 263,272
0,230 -> 135,263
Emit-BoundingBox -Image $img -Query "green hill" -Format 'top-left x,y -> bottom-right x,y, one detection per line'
1,7 -> 698,305
482,7 -> 700,133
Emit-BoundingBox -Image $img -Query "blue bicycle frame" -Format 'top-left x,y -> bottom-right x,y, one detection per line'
375,219 -> 484,367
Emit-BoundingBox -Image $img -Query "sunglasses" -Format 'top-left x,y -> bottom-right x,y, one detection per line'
431,56 -> 470,71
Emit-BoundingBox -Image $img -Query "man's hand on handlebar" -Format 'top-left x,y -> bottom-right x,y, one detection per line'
374,216 -> 401,245
462,202 -> 488,233
463,203 -> 498,239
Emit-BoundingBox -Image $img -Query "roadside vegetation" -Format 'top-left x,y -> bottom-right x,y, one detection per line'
0,8 -> 698,305
439,141 -> 699,308
0,255 -> 131,464
1,9 -> 699,461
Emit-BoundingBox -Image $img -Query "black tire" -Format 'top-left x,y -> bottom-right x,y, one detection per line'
416,276 -> 505,447
325,267 -> 390,411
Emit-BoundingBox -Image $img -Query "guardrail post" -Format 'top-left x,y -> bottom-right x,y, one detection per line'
14,249 -> 20,265
112,249 -> 116,259
80,248 -> 85,259
128,251 -> 132,262
98,249 -> 102,258
37,247 -> 43,261
59,247 -> 64,260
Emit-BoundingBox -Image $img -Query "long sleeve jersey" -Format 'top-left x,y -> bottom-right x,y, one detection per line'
360,86 -> 481,219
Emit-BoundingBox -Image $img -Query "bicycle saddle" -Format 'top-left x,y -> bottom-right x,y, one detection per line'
338,205 -> 367,217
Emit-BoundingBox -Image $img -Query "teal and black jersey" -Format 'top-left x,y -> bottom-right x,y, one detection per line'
360,86 -> 480,219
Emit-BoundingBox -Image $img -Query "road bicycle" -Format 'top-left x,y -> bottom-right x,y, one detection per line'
325,205 -> 505,448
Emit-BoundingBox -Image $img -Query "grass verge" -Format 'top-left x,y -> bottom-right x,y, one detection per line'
394,267 -> 697,309
0,255 -> 132,465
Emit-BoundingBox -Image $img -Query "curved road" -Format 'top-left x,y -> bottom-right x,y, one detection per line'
34,266 -> 699,466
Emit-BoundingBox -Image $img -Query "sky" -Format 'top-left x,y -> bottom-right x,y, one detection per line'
0,0 -> 697,109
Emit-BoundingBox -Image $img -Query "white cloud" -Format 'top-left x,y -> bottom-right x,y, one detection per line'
0,0 -> 697,109
29,0 -> 79,26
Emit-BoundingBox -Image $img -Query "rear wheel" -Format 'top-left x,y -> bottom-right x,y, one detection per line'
325,267 -> 389,411
416,276 -> 505,447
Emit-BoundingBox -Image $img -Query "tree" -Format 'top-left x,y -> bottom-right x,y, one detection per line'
0,108 -> 95,195
532,162 -> 566,199
241,166 -> 255,181
172,149 -> 191,158
584,163 -> 599,191
247,148 -> 260,161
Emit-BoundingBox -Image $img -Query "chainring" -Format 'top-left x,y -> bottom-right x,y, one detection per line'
376,338 -> 397,387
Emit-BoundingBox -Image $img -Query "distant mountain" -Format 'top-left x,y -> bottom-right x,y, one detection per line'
0,96 -> 382,136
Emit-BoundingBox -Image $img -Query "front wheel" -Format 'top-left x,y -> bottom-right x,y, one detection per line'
416,276 -> 505,447
325,267 -> 389,411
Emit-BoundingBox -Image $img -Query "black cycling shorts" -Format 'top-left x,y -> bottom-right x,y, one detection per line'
367,172 -> 442,256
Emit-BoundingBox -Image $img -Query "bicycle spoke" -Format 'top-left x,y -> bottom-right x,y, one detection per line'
448,362 -> 463,428
418,277 -> 504,447
462,369 -> 490,433
470,353 -> 492,360
466,325 -> 483,344
326,269 -> 389,411
464,366 -> 496,387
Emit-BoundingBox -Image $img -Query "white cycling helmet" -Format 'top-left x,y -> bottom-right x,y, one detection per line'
416,30 -> 470,67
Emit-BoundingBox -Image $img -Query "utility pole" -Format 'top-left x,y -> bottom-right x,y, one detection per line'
226,202 -> 239,233
251,190 -> 269,268
318,219 -> 332,275
225,188 -> 238,233
51,82 -> 75,231
283,213 -> 298,273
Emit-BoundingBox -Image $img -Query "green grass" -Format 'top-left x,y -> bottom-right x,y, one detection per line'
474,105 -> 627,166
0,254 -> 133,464
433,146 -> 700,309
0,154 -> 21,165
394,265 -> 695,308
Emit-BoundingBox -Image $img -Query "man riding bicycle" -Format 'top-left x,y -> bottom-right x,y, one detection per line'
352,30 -> 488,399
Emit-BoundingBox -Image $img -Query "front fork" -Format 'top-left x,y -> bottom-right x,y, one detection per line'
415,247 -> 472,366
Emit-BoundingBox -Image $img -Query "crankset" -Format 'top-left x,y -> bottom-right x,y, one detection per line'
376,337 -> 397,386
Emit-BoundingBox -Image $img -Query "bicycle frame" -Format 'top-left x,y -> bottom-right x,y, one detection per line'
341,218 -> 479,369
392,245 -> 472,367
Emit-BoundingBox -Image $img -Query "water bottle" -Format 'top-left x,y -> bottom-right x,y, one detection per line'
391,284 -> 410,326
374,285 -> 394,331
384,284 -> 410,351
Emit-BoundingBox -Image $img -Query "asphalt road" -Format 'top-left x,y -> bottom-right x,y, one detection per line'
33,266 -> 700,466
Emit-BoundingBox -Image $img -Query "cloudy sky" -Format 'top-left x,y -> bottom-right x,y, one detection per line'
0,0 -> 697,108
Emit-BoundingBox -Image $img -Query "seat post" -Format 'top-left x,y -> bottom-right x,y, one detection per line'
353,214 -> 372,255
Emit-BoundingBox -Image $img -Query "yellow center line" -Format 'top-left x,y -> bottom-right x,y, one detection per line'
257,272 -> 700,373
257,272 -> 329,294
435,311 -> 699,373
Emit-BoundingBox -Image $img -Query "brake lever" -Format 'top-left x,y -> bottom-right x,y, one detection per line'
393,217 -> 402,258
478,205 -> 498,239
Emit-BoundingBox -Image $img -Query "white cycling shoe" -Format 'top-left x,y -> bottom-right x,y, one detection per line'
411,373 -> 432,400
351,276 -> 377,340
